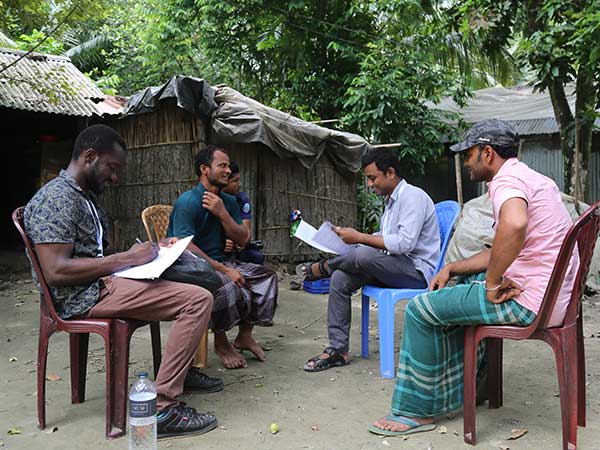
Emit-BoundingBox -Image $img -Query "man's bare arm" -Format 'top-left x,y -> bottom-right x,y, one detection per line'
221,213 -> 249,247
446,249 -> 492,276
186,241 -> 246,287
35,241 -> 159,287
429,249 -> 491,291
486,198 -> 528,287
202,192 -> 249,247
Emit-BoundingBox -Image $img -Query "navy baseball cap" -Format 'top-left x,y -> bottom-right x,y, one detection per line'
450,119 -> 519,153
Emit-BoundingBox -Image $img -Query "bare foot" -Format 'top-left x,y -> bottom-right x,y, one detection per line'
234,335 -> 267,362
214,337 -> 247,369
372,415 -> 434,432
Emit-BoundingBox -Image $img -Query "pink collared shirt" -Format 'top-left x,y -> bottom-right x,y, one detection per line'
487,158 -> 579,327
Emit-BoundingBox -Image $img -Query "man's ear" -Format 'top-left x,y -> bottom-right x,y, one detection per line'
82,148 -> 98,164
386,167 -> 396,179
483,145 -> 494,163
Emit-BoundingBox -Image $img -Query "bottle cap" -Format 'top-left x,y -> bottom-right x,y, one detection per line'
137,371 -> 149,378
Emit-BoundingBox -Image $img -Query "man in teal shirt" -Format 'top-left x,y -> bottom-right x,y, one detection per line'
168,145 -> 278,369
168,178 -> 242,261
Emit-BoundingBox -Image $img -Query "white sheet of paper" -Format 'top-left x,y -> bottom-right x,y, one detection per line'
313,221 -> 354,254
293,220 -> 354,255
113,235 -> 194,280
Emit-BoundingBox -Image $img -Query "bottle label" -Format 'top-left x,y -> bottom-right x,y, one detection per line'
130,398 -> 156,418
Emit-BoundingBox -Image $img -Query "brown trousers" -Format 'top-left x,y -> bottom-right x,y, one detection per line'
87,276 -> 213,411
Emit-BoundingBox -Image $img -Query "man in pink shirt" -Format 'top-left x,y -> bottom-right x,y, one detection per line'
369,118 -> 579,437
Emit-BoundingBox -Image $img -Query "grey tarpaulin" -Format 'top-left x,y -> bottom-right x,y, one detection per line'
445,193 -> 600,289
119,77 -> 370,175
121,75 -> 217,123
211,86 -> 370,175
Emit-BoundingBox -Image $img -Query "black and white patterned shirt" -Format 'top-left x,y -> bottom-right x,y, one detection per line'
24,170 -> 109,319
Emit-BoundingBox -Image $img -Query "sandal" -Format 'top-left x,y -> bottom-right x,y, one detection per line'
303,347 -> 349,372
296,260 -> 330,281
367,414 -> 436,436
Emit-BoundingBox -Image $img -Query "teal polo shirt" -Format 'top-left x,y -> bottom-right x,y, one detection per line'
167,183 -> 242,261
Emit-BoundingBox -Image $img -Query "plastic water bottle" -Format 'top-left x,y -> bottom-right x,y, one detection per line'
128,372 -> 157,450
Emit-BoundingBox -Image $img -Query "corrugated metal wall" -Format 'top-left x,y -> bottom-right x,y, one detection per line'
519,136 -> 565,191
472,134 -> 599,203
520,135 -> 600,203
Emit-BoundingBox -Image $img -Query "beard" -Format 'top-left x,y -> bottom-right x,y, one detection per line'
87,161 -> 105,195
207,173 -> 228,189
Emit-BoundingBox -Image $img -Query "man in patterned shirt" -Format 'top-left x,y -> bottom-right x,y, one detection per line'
24,124 -> 221,439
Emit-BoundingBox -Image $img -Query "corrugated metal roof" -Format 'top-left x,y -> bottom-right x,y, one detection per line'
0,47 -> 106,116
430,85 -> 600,137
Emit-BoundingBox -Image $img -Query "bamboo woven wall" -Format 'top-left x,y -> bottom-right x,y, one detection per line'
102,101 -> 203,249
257,149 -> 358,263
101,101 -> 358,262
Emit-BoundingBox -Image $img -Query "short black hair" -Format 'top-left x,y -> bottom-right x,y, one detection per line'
72,124 -> 126,160
361,148 -> 402,178
229,161 -> 240,176
194,145 -> 222,177
486,143 -> 519,159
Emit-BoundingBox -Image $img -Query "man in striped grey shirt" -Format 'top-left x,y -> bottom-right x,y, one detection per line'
302,148 -> 440,372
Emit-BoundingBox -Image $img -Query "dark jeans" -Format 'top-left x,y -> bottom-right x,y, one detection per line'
326,245 -> 427,353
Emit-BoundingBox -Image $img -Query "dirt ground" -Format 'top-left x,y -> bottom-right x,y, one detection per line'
1,258 -> 599,450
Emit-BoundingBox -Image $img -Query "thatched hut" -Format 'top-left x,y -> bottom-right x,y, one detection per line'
0,48 -> 120,250
102,76 -> 369,263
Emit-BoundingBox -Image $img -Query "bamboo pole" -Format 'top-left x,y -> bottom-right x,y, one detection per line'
371,143 -> 403,149
454,153 -> 464,206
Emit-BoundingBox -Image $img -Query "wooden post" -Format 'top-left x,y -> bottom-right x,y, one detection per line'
192,330 -> 209,369
455,153 -> 464,206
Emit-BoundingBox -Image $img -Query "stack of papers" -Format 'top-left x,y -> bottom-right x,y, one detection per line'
293,220 -> 354,255
113,235 -> 194,279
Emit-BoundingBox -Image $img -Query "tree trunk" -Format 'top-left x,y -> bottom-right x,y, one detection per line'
547,79 -> 575,195
574,66 -> 595,204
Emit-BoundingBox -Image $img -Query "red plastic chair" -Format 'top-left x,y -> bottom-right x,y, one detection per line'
12,207 -> 162,439
463,200 -> 600,450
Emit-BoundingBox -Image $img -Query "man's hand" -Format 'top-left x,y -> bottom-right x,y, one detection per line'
202,192 -> 227,218
223,266 -> 246,288
429,266 -> 452,291
158,237 -> 179,247
126,241 -> 159,265
485,276 -> 523,304
224,239 -> 234,253
334,226 -> 363,244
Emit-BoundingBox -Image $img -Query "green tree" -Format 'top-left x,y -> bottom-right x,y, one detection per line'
451,0 -> 600,203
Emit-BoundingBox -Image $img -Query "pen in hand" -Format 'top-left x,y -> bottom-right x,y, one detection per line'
136,238 -> 143,245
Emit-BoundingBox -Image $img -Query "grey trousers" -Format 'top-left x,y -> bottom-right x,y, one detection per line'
326,245 -> 427,353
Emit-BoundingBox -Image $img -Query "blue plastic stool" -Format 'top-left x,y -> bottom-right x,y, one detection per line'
361,200 -> 461,379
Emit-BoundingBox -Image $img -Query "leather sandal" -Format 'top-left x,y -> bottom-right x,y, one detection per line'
296,260 -> 330,281
303,347 -> 349,372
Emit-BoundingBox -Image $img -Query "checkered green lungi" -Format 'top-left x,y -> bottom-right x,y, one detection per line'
391,273 -> 536,418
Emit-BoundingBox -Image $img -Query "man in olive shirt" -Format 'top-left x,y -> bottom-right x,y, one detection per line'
168,145 -> 278,369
